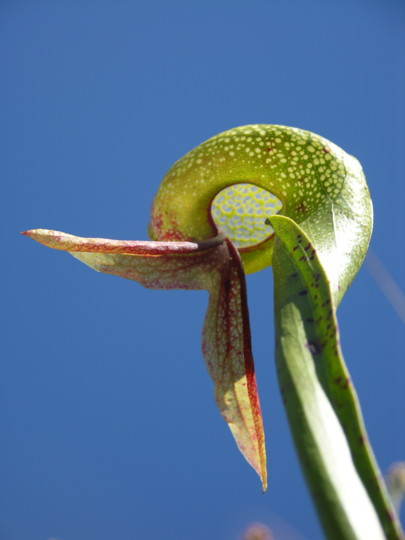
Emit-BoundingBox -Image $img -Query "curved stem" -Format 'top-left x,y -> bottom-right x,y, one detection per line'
270,215 -> 404,540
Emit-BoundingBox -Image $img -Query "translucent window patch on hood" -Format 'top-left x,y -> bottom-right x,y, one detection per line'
211,183 -> 282,248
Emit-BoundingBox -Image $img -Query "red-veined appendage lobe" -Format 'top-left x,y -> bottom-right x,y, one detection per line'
22,227 -> 267,490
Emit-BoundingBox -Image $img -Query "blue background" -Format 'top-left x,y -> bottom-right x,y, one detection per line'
1,1 -> 404,539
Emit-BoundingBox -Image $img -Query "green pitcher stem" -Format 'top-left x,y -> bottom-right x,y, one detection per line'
270,215 -> 404,540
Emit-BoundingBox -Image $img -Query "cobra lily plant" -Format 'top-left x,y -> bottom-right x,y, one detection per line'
24,125 -> 403,540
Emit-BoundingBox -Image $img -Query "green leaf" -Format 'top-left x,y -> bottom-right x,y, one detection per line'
269,215 -> 403,540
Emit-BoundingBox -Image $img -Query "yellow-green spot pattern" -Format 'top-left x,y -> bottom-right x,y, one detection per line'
211,184 -> 282,248
149,124 -> 364,280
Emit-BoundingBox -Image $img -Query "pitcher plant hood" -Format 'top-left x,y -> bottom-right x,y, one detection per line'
23,124 -> 372,492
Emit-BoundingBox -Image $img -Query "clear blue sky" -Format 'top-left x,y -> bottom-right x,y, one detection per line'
1,1 -> 404,539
